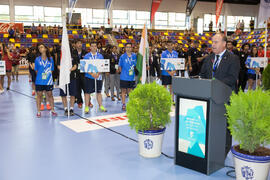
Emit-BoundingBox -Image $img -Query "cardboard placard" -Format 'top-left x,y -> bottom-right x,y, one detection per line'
80,59 -> 110,73
160,58 -> 185,70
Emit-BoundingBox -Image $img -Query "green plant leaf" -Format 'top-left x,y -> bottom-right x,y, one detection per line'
225,88 -> 270,153
126,82 -> 172,133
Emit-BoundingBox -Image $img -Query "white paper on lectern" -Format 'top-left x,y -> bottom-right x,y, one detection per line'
0,61 -> 6,75
79,59 -> 110,73
160,58 -> 185,70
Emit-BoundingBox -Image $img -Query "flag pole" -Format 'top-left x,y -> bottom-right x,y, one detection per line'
67,84 -> 70,117
264,20 -> 268,58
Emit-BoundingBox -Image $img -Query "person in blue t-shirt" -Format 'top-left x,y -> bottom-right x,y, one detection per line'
161,41 -> 178,102
84,42 -> 107,113
118,43 -> 137,111
246,46 -> 260,90
34,43 -> 57,117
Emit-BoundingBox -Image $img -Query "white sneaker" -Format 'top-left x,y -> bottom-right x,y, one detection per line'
0,89 -> 4,94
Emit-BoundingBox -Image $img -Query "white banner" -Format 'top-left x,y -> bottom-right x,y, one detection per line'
160,58 -> 185,70
80,59 -> 110,73
0,61 -> 6,75
249,57 -> 268,68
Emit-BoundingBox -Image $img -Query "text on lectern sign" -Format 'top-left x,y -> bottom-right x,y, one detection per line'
178,98 -> 207,158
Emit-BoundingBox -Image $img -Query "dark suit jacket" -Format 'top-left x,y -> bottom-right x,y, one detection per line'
199,50 -> 240,91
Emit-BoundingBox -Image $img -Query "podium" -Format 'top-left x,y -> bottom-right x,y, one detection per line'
172,77 -> 232,175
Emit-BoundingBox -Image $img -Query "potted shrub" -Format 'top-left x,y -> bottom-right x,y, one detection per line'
262,64 -> 270,90
225,89 -> 270,180
127,82 -> 172,158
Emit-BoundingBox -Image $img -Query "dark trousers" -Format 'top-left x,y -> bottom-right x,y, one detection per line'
150,61 -> 161,77
189,63 -> 200,76
238,70 -> 247,91
76,73 -> 85,104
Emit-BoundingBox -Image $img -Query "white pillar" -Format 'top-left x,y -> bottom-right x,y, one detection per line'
9,0 -> 15,23
61,0 -> 67,25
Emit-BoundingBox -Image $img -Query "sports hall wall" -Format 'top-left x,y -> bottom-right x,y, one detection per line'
0,0 -> 260,19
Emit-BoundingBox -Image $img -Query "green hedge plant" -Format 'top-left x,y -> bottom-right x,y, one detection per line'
127,82 -> 172,133
262,64 -> 270,90
225,88 -> 270,153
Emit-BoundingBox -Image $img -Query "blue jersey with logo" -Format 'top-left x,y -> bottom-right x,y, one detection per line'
161,50 -> 178,76
119,53 -> 137,81
245,56 -> 257,75
84,52 -> 104,80
34,56 -> 54,85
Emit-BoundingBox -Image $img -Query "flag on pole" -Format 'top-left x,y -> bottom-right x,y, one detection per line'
150,0 -> 162,24
215,0 -> 224,27
136,24 -> 149,84
59,22 -> 72,94
258,0 -> 270,26
68,0 -> 78,24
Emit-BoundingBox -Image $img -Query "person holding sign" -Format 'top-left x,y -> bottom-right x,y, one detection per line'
34,43 -> 57,118
0,44 -> 12,91
84,42 -> 107,113
118,43 -> 137,111
245,46 -> 260,90
161,41 -> 178,102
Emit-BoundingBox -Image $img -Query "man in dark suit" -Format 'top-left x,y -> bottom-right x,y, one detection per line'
199,33 -> 240,157
200,33 -> 240,92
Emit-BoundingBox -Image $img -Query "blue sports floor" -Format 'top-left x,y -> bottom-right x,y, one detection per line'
0,75 -> 269,180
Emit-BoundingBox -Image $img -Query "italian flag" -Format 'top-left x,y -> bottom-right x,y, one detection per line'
136,24 -> 149,84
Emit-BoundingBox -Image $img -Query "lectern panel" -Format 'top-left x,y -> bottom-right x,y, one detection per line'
178,98 -> 207,158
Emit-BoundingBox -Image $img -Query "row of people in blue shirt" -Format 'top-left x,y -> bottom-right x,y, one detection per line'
33,41 -> 182,117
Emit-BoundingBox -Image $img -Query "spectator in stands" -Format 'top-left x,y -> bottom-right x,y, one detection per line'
130,26 -> 135,36
98,27 -> 104,38
124,25 -> 129,37
11,46 -> 21,81
250,18 -> 255,31
209,21 -> 213,32
43,24 -> 48,34
187,40 -> 200,76
53,25 -> 58,35
0,44 -> 13,91
218,23 -> 222,32
58,25 -> 62,35
238,43 -> 250,91
109,45 -> 121,101
37,24 -> 42,35
31,23 -> 37,35
48,25 -> 53,35
15,27 -> 20,39
119,25 -> 123,35
240,20 -> 245,32
8,27 -> 15,39
82,25 -> 88,36
112,25 -> 119,35
246,46 -> 260,90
